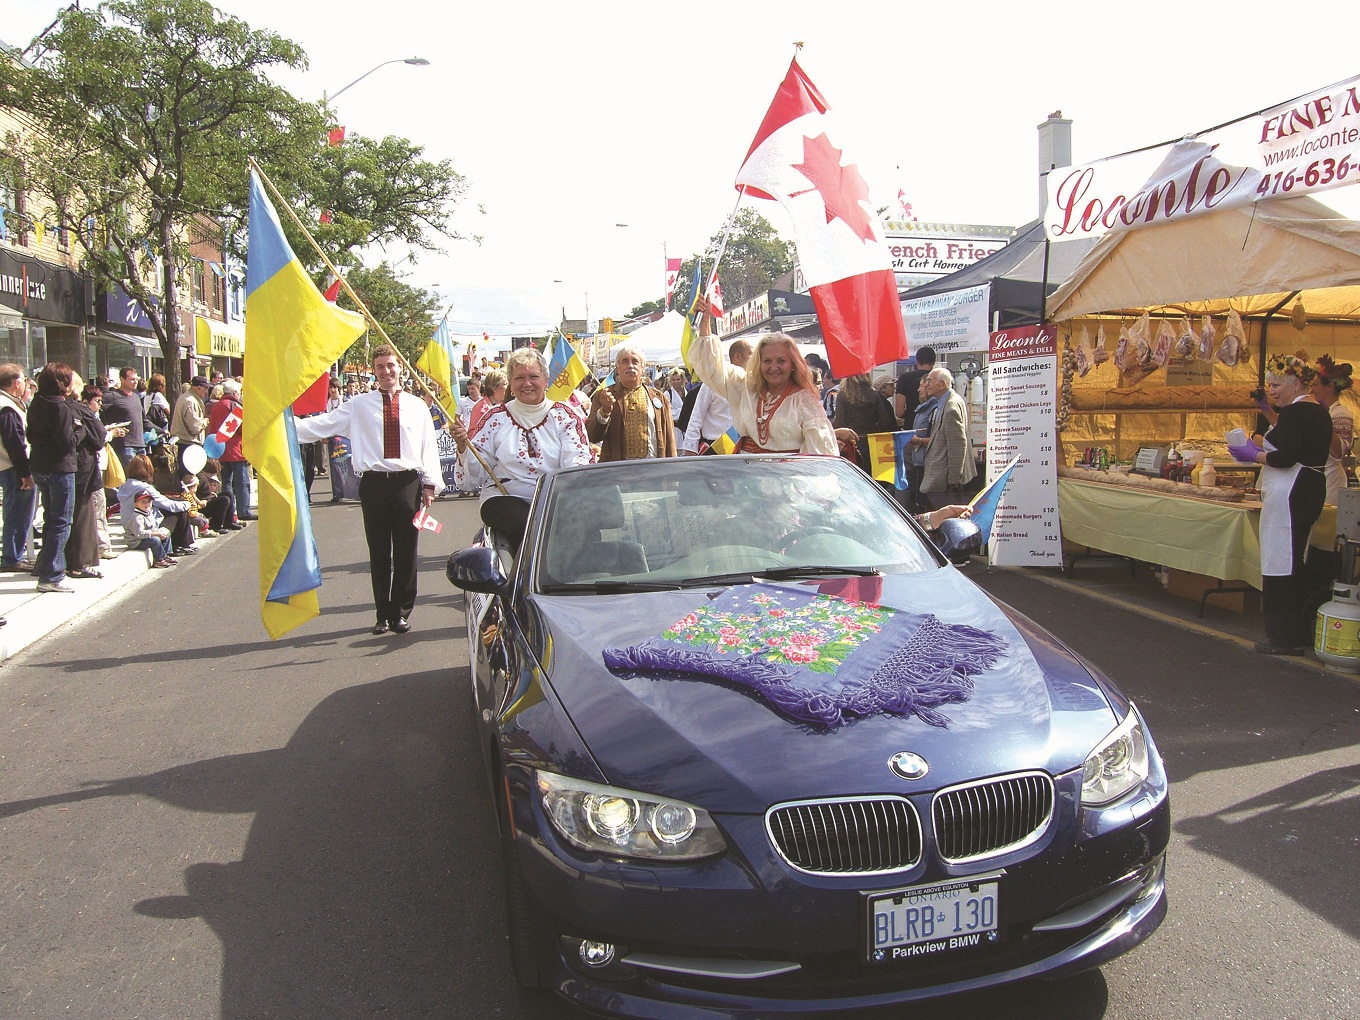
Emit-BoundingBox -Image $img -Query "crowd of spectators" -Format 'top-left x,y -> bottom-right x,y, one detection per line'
0,362 -> 255,612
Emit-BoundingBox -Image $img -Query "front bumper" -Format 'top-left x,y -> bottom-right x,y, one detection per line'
506,763 -> 1170,1019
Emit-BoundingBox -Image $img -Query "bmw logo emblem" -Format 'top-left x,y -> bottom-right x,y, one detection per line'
888,751 -> 929,781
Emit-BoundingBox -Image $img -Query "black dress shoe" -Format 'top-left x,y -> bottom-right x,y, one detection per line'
390,617 -> 412,634
372,620 -> 390,635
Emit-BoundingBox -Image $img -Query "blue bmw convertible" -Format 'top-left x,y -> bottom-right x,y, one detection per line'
445,455 -> 1168,1018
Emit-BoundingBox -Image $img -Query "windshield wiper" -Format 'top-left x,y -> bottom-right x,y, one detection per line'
676,566 -> 881,589
760,566 -> 882,579
540,580 -> 685,594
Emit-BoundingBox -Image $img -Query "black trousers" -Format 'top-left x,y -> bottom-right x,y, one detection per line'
359,469 -> 422,624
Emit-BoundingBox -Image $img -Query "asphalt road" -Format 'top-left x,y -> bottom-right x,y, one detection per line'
2,488 -> 1357,1020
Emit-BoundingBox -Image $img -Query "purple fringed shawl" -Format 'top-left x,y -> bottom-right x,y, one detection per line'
601,583 -> 1007,728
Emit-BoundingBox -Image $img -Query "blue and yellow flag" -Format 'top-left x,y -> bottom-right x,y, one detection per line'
546,333 -> 589,401
968,456 -> 1019,548
867,430 -> 917,489
242,169 -> 366,639
678,261 -> 704,371
416,315 -> 458,421
705,426 -> 741,455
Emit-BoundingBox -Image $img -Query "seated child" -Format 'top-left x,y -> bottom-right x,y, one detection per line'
125,490 -> 176,568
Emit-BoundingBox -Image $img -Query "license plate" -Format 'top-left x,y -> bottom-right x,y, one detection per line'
867,876 -> 1000,963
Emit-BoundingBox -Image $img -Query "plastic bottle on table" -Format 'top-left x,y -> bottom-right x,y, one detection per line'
1200,457 -> 1216,488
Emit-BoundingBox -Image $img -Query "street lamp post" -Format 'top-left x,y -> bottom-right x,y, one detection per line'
324,57 -> 430,104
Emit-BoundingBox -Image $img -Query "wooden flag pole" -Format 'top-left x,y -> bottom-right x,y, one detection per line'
248,158 -> 507,494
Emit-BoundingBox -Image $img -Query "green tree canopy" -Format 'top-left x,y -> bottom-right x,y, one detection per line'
1,0 -> 325,390
672,209 -> 795,315
334,262 -> 441,369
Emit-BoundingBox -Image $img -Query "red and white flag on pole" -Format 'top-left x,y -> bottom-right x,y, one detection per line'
664,257 -> 682,310
412,508 -> 443,534
706,276 -> 725,319
735,59 -> 907,377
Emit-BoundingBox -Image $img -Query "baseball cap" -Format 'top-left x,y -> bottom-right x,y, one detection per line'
190,375 -> 209,387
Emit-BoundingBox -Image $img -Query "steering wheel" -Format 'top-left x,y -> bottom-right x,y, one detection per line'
776,527 -> 840,553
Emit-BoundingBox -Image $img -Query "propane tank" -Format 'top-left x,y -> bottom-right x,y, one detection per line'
1315,583 -> 1360,671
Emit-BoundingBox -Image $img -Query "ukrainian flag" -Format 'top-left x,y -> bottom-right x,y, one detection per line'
242,169 -> 366,639
707,426 -> 741,455
546,333 -> 588,401
968,455 -> 1020,548
866,430 -> 917,489
416,315 -> 458,420
678,261 -> 704,371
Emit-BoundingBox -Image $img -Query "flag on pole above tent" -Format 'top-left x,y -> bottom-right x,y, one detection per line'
546,333 -> 589,401
416,314 -> 458,421
242,168 -> 366,640
665,257 -> 682,310
735,59 -> 908,378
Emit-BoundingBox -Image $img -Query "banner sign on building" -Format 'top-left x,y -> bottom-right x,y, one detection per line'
900,284 -> 990,355
1045,73 -> 1360,242
0,248 -> 86,325
882,222 -> 1011,289
984,324 -> 1061,567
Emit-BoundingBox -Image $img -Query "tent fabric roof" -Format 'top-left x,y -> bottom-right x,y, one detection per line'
1047,195 -> 1360,322
613,309 -> 687,365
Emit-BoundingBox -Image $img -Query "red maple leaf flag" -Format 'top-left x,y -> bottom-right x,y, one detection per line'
707,276 -> 725,319
664,257 -> 682,309
735,59 -> 907,376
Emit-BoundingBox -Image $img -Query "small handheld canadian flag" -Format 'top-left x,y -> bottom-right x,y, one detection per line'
412,508 -> 443,534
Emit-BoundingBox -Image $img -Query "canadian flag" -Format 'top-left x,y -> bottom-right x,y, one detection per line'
735,59 -> 908,377
664,257 -> 682,310
706,276 -> 725,319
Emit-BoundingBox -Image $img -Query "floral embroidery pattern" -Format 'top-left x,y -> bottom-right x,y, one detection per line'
662,588 -> 892,674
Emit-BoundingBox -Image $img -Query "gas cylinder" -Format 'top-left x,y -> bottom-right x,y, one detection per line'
1314,583 -> 1360,671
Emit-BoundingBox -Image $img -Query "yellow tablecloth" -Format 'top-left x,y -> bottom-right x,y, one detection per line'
1058,478 -> 1336,590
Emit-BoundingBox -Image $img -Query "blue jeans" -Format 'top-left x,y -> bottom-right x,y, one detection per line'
223,460 -> 251,519
1,465 -> 37,565
32,470 -> 76,583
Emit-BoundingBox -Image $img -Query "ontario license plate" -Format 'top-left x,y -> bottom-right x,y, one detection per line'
867,876 -> 1000,963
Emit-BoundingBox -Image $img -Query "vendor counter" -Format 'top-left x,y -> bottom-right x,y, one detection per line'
1058,477 -> 1336,591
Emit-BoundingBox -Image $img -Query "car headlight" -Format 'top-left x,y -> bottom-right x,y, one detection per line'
537,771 -> 727,861
1082,707 -> 1151,806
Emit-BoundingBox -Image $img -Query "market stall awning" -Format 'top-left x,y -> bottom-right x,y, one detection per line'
1047,195 -> 1360,322
102,329 -> 162,355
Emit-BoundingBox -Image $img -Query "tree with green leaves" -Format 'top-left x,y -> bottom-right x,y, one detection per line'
1,0 -> 326,391
334,262 -> 442,370
672,209 -> 796,315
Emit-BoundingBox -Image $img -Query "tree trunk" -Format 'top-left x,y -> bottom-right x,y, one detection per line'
160,213 -> 183,393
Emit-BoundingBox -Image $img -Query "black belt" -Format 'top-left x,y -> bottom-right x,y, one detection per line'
364,468 -> 418,480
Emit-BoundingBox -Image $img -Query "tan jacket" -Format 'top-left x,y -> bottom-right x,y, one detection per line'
170,390 -> 207,444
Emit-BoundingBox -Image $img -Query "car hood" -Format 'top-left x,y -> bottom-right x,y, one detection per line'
525,569 -> 1118,812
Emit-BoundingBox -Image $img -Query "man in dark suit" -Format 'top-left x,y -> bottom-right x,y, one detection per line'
586,343 -> 677,461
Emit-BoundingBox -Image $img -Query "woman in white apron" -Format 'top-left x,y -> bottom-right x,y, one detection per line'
1310,354 -> 1354,504
1229,355 -> 1333,654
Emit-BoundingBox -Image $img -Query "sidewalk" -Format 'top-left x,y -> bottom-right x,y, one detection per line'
1,474 -> 261,662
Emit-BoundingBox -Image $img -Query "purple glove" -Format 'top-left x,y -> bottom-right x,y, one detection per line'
1227,442 -> 1260,464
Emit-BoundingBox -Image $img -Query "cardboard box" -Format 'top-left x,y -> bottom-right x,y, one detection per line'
1163,568 -> 1257,613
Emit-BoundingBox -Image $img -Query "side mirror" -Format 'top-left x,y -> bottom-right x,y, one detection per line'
933,517 -> 982,564
446,545 -> 511,594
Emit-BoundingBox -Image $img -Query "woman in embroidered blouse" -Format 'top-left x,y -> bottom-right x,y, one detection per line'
449,348 -> 592,503
691,313 -> 837,455
467,369 -> 507,436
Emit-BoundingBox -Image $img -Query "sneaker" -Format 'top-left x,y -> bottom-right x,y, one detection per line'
223,522 -> 245,531
239,512 -> 258,521
36,580 -> 76,593
199,530 -> 220,539
176,546 -> 199,556
100,549 -> 120,559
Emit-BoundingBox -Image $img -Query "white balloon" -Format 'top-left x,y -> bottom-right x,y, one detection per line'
181,443 -> 207,474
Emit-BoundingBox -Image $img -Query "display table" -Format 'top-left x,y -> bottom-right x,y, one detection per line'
1058,478 -> 1336,591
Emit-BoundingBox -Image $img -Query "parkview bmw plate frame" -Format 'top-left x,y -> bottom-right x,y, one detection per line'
866,872 -> 1003,964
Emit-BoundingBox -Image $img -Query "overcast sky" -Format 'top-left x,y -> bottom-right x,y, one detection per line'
10,0 -> 1360,337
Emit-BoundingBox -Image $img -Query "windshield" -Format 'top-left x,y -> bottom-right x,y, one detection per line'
535,457 -> 940,592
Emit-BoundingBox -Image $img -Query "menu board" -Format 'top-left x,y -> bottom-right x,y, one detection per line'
985,325 -> 1062,566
